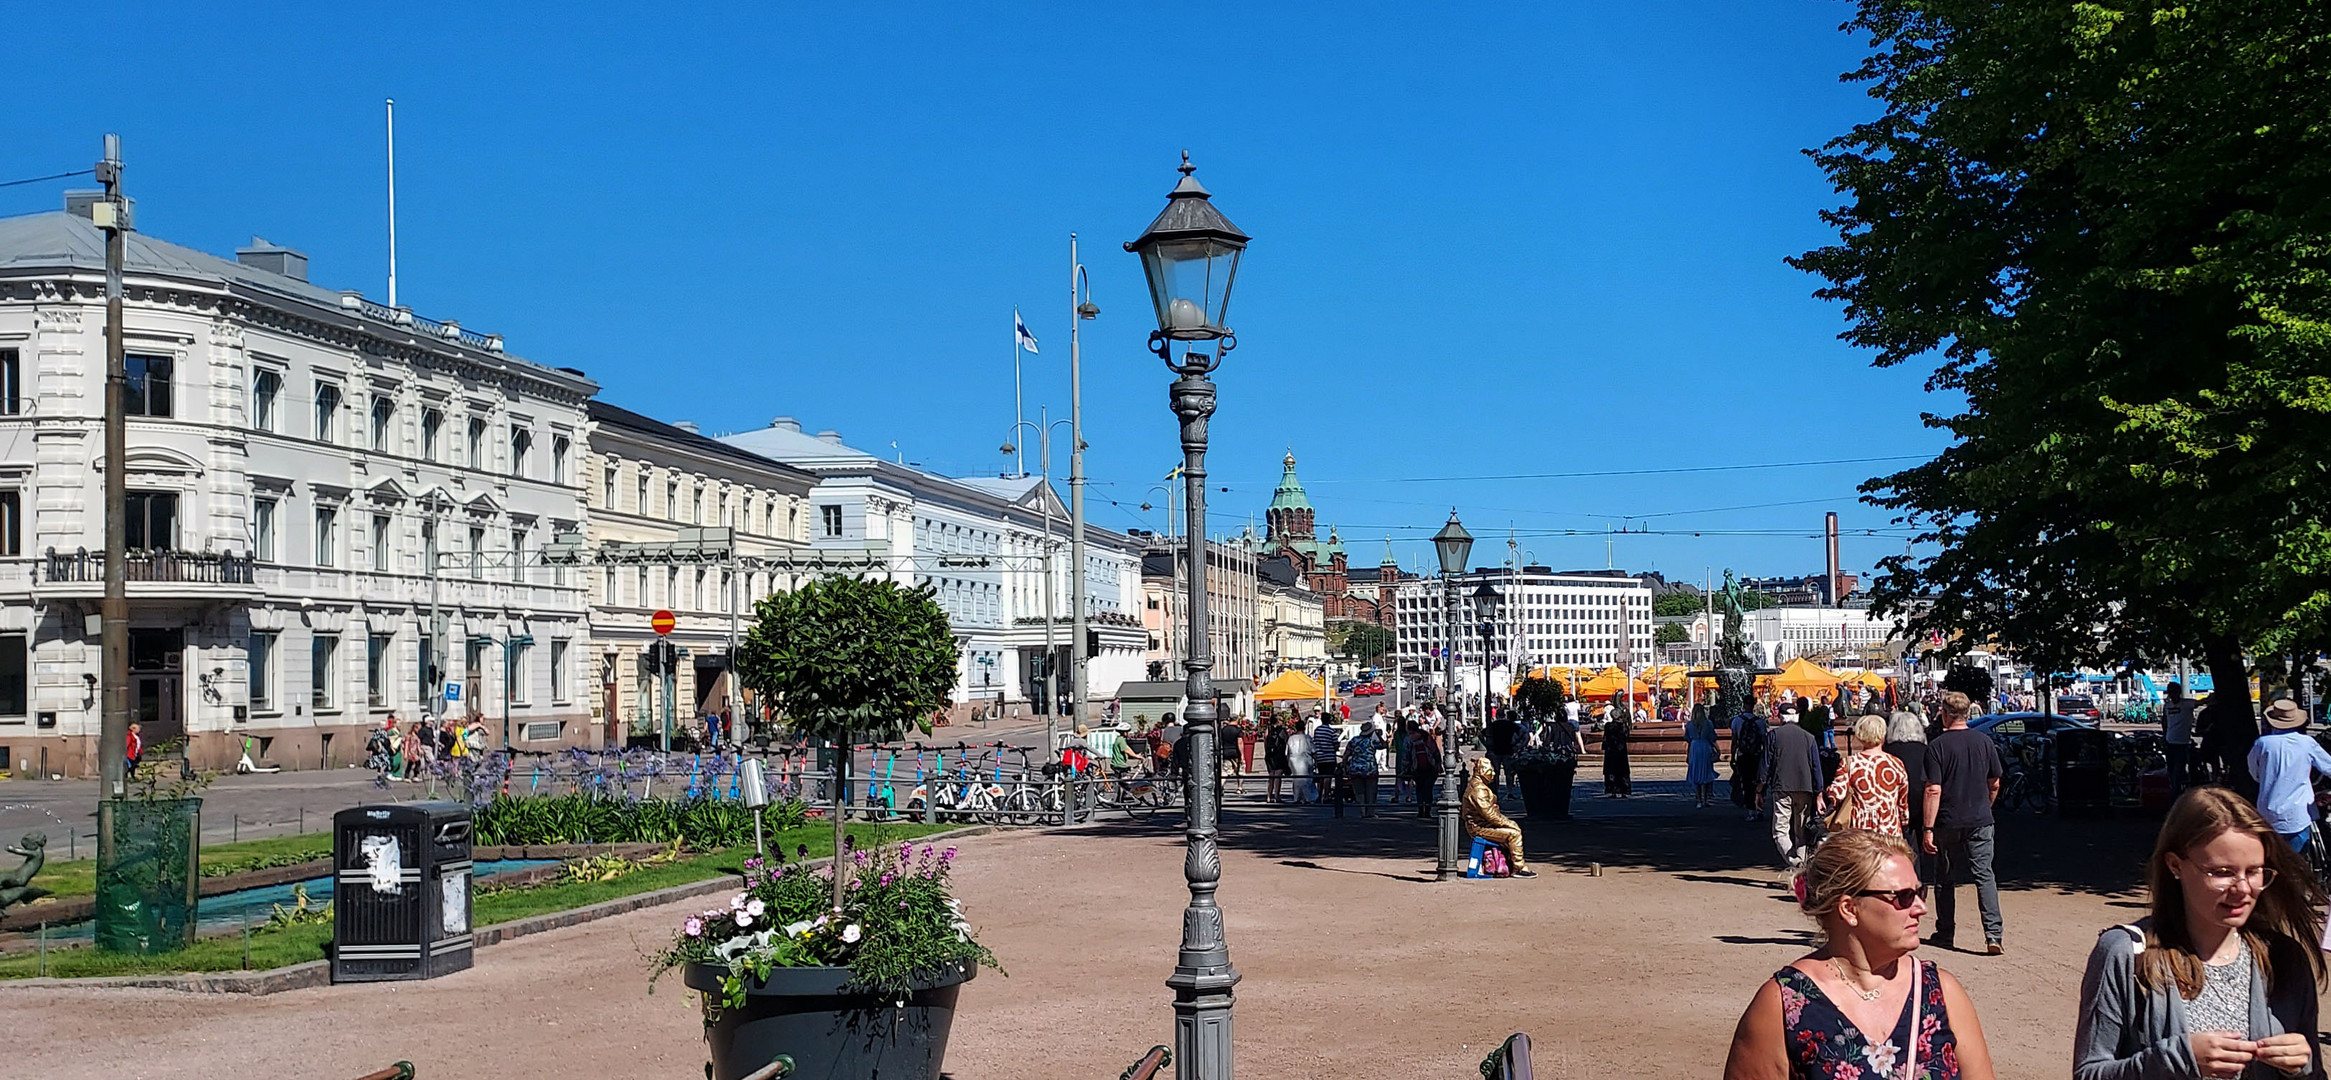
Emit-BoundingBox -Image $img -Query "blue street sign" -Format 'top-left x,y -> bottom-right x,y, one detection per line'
445,684 -> 462,702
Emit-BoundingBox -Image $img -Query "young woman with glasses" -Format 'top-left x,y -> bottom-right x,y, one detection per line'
1725,828 -> 1996,1079
2075,787 -> 2325,1080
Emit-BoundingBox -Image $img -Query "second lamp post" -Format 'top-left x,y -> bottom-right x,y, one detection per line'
1430,511 -> 1473,880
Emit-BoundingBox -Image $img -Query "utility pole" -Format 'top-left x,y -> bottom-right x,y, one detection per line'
96,134 -> 129,798
1069,236 -> 1095,732
727,558 -> 740,746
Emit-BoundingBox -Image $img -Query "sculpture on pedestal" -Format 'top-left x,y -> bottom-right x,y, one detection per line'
1713,570 -> 1756,722
0,832 -> 50,916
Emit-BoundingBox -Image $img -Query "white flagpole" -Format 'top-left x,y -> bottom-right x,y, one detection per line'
1012,310 -> 1025,477
386,98 -> 398,308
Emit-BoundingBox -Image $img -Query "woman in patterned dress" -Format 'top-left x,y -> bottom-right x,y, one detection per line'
1824,715 -> 1911,836
1724,829 -> 1996,1080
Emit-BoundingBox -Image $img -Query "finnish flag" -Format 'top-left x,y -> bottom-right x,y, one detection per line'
1014,309 -> 1039,354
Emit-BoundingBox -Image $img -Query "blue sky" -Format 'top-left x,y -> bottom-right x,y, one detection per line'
3,2 -> 1942,583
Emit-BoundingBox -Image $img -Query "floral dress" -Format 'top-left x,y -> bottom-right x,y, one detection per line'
1775,960 -> 1959,1080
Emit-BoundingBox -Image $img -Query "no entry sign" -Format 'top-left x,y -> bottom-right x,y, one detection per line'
651,610 -> 676,636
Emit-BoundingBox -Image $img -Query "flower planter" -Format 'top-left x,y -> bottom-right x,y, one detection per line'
684,961 -> 974,1080
1513,762 -> 1574,820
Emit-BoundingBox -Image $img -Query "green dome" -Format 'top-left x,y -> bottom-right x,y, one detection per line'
1268,451 -> 1311,512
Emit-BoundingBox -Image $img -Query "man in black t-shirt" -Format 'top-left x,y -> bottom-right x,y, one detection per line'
1485,710 -> 1522,796
1922,691 -> 2005,954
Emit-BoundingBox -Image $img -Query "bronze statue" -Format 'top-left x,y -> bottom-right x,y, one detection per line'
0,832 -> 51,916
1713,570 -> 1755,720
1461,759 -> 1531,875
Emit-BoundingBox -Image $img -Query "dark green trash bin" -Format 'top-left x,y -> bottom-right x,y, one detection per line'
95,797 -> 202,954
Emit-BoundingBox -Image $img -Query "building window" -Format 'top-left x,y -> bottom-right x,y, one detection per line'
125,491 -> 177,550
509,527 -> 527,583
253,496 -> 276,561
636,474 -> 649,514
510,640 -> 531,705
421,519 -> 437,578
551,436 -> 569,484
421,408 -> 442,461
636,566 -> 648,607
821,504 -> 843,538
603,465 -> 617,508
468,526 -> 486,580
510,427 -> 532,479
0,347 -> 19,415
126,354 -> 173,417
0,634 -> 24,718
312,634 -> 339,710
367,633 -> 391,707
313,382 -> 341,441
691,486 -> 703,525
603,565 -> 618,606
549,639 -> 569,702
247,631 -> 275,712
252,368 -> 281,431
313,505 -> 338,567
667,481 -> 679,518
371,397 -> 394,452
468,417 -> 487,468
371,513 -> 391,572
0,490 -> 17,556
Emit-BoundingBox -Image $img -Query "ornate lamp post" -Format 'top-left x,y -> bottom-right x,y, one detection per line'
1430,510 -> 1474,880
1473,580 -> 1503,732
1128,151 -> 1249,1080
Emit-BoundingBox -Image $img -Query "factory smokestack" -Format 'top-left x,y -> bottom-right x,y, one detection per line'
1824,512 -> 1841,606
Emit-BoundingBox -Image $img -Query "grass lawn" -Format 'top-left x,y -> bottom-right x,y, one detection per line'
25,832 -> 337,903
0,822 -> 953,980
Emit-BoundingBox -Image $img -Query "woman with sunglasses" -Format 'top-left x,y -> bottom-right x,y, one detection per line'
1725,828 -> 1996,1080
2075,787 -> 2325,1080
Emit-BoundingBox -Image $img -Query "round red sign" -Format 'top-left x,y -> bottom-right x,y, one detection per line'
651,610 -> 676,636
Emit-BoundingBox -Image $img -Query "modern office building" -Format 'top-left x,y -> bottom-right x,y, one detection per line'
1394,567 -> 1654,677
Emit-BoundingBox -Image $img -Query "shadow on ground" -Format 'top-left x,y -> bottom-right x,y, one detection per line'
1071,785 -> 2157,899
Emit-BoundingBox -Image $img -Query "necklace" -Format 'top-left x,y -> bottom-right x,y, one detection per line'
1830,957 -> 1886,1001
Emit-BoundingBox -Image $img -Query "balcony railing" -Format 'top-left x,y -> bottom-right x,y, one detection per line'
42,547 -> 257,585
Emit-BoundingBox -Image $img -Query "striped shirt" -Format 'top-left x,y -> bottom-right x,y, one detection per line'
1310,724 -> 1342,773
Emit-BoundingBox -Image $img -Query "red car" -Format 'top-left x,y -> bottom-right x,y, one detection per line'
1352,681 -> 1386,696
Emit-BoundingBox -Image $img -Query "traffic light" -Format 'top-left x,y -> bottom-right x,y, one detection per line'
1086,630 -> 1101,657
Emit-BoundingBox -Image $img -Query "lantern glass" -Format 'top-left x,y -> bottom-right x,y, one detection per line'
1140,237 -> 1242,339
1431,513 -> 1474,576
1472,583 -> 1503,624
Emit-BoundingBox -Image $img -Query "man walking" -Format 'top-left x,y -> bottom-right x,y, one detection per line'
2248,697 -> 2331,853
1731,707 -> 1767,819
1923,691 -> 2005,954
1312,716 -> 1345,818
1760,706 -> 1822,867
2161,682 -> 2195,796
1485,708 -> 1522,797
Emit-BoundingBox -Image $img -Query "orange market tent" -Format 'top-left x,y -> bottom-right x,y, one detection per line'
1576,667 -> 1650,701
1254,670 -> 1328,702
1845,670 -> 1890,691
1637,665 -> 1689,691
1770,657 -> 1843,698
1514,666 -> 1591,693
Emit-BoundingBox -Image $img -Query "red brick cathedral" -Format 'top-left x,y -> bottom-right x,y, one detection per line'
1263,452 -> 1408,628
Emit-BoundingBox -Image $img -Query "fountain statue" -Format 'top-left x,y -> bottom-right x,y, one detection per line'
0,832 -> 50,917
1713,570 -> 1756,722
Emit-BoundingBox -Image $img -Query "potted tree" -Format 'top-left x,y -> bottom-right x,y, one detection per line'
677,574 -> 975,1080
1509,676 -> 1577,820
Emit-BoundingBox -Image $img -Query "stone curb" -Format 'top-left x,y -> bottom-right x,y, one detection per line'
0,826 -> 991,996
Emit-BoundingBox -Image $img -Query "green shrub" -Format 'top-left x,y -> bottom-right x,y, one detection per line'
472,794 -> 806,851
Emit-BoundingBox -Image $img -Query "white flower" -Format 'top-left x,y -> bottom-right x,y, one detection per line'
841,924 -> 862,944
745,899 -> 765,918
783,919 -> 816,938
735,911 -> 753,927
729,893 -> 747,910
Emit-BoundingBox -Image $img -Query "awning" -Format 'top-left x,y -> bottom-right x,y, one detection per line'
1255,670 -> 1328,702
1768,657 -> 1842,697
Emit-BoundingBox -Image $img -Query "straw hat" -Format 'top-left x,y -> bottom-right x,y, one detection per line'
2265,697 -> 2309,731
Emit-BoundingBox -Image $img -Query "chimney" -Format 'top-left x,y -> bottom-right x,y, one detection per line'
673,420 -> 701,435
770,416 -> 802,433
235,237 -> 309,282
1824,511 -> 1841,606
815,429 -> 844,445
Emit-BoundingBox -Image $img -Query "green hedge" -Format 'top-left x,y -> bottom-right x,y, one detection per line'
471,794 -> 807,850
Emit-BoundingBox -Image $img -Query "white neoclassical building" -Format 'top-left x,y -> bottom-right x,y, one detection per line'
582,401 -> 817,745
0,201 -> 593,776
718,417 -> 1147,720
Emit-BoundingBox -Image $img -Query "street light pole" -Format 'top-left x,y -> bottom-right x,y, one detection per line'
96,134 -> 129,798
1130,152 -> 1249,1080
1069,238 -> 1098,734
1430,511 -> 1474,882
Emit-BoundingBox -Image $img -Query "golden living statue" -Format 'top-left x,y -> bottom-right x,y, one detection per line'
1461,759 -> 1533,876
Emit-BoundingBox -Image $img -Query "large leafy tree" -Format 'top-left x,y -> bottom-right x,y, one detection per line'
737,575 -> 960,905
1329,621 -> 1395,665
1797,0 -> 2331,711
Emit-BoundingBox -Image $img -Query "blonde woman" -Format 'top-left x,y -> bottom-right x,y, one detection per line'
1725,829 -> 1996,1080
1824,714 -> 1911,836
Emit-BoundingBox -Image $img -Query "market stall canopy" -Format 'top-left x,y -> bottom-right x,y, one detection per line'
1255,669 -> 1328,702
1769,657 -> 1843,697
1845,670 -> 1890,691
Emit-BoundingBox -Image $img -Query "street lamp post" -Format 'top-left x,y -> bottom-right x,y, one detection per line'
1129,151 -> 1248,1080
1473,581 -> 1502,733
1430,511 -> 1474,881
1003,413 -> 1075,753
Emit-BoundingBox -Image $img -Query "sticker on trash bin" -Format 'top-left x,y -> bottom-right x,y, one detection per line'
360,834 -> 403,895
441,869 -> 469,935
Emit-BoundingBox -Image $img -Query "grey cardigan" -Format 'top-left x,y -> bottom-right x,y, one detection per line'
2075,921 -> 2323,1080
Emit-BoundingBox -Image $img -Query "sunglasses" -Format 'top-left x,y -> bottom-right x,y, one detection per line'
1854,885 -> 1930,910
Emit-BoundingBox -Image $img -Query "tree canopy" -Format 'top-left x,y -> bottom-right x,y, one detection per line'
1797,0 -> 2331,702
736,575 -> 961,743
1329,621 -> 1394,665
